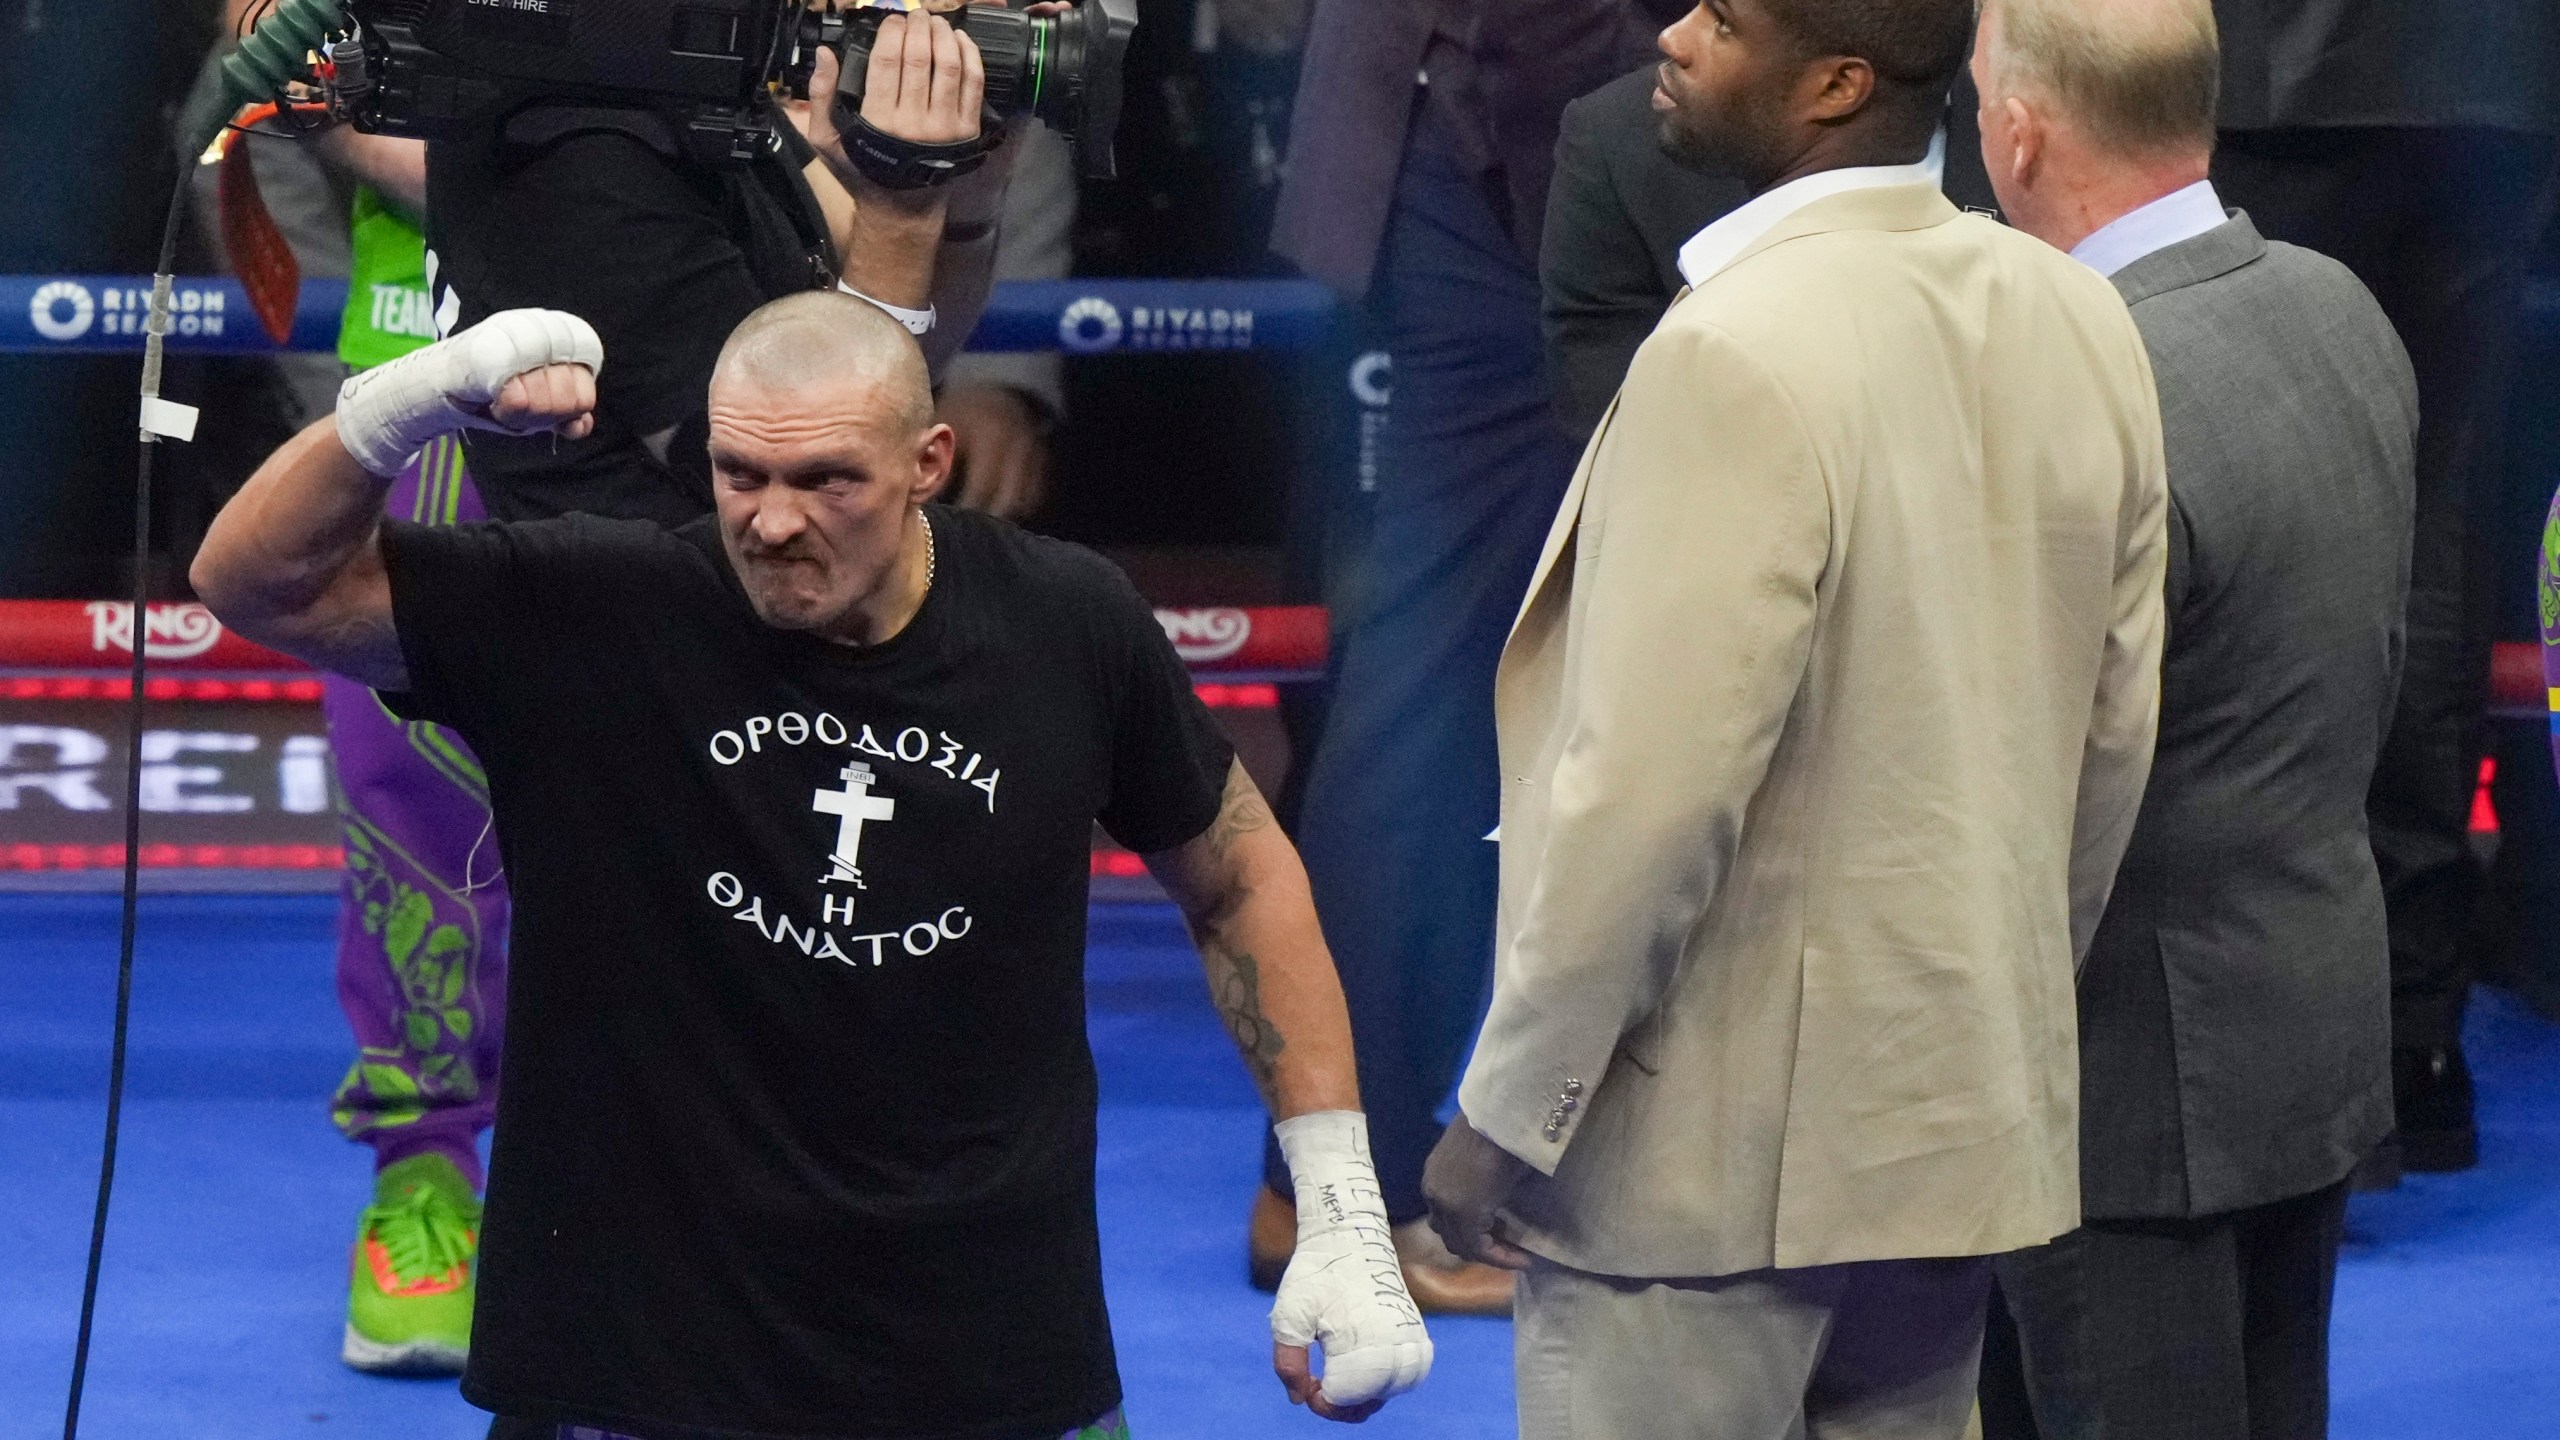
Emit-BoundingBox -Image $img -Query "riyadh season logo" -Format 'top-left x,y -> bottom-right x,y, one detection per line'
1058,294 -> 1258,354
22,281 -> 230,342
1059,296 -> 1125,353
1350,350 -> 1393,495
30,281 -> 94,342
1349,351 -> 1393,408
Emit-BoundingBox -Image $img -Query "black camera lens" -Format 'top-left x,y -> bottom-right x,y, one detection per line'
959,7 -> 1040,116
833,0 -> 1135,178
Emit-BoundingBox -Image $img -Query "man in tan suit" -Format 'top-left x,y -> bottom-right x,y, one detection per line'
1419,0 -> 2170,1434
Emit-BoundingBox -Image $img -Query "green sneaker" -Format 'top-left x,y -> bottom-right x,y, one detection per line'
343,1152 -> 481,1375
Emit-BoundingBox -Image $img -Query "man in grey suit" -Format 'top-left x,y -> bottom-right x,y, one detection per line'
1969,2 -> 2417,1435
2211,0 -> 2560,1176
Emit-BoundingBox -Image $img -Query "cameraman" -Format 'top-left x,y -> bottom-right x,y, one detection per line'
425,3 -> 1029,527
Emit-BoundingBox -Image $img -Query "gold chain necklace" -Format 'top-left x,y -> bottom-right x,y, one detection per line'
920,508 -> 936,592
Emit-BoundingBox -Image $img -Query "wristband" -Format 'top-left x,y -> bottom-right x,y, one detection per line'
838,281 -> 938,337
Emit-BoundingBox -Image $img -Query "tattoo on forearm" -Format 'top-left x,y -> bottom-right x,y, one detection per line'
1206,764 -> 1274,863
1209,941 -> 1287,1104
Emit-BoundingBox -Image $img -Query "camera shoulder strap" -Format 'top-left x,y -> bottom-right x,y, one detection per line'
768,120 -> 849,285
499,103 -> 687,159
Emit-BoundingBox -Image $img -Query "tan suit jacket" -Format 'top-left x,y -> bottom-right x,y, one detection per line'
1457,183 -> 2169,1280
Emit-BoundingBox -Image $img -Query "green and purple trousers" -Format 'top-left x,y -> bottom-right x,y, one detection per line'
2547,486 -> 2560,779
326,435 -> 510,1188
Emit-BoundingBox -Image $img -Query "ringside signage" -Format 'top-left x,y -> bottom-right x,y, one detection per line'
2,276 -> 350,354
0,602 -> 1323,678
0,277 -> 1334,356
0,602 -> 303,671
0,699 -> 339,861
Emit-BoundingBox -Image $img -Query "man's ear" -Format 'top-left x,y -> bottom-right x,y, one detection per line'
913,422 -> 957,503
1806,56 -> 1878,124
2001,95 -> 2041,185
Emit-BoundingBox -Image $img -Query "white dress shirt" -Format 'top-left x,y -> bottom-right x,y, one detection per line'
1675,131 -> 1947,290
2069,179 -> 2229,277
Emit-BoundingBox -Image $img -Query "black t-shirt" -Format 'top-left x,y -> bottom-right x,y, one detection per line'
378,504 -> 1233,1439
425,117 -> 835,526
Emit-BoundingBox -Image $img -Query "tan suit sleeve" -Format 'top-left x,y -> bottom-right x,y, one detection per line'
2066,400 -> 2169,967
1459,321 -> 1829,1174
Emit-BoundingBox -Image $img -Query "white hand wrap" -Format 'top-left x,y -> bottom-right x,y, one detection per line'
334,308 -> 604,476
1271,1111 -> 1434,1406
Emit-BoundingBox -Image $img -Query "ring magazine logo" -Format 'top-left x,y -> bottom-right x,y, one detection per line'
1059,296 -> 1125,353
29,281 -> 93,342
1158,608 -> 1252,665
85,602 -> 226,662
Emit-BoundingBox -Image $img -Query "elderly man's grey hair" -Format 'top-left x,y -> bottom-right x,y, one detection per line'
710,290 -> 936,436
1982,0 -> 2219,157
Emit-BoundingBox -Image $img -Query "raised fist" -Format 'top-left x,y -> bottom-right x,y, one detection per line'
335,309 -> 603,475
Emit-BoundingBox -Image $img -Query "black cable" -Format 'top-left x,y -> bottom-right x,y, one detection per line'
61,156 -> 195,1440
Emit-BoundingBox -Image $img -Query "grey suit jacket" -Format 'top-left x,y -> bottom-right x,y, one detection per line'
2081,214 -> 2418,1221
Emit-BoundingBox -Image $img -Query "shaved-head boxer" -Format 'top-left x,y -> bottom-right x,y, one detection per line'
192,292 -> 1431,1440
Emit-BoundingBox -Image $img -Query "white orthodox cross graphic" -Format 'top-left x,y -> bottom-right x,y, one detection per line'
812,761 -> 896,887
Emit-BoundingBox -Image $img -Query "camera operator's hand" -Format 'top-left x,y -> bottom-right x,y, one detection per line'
802,11 -> 983,212
862,10 -> 985,146
812,2 -> 1063,365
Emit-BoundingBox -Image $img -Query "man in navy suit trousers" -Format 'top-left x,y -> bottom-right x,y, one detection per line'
1248,0 -> 1671,1314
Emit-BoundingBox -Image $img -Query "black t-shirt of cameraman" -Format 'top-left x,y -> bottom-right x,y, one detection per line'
425,9 -> 1018,526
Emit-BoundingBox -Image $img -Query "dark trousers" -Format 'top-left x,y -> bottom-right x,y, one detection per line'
1979,1181 -> 2351,1440
1263,132 -> 1581,1222
2212,127 -> 2560,1049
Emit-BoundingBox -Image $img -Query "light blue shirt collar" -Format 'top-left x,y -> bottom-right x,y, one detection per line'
2068,179 -> 2228,277
1675,131 -> 1947,290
